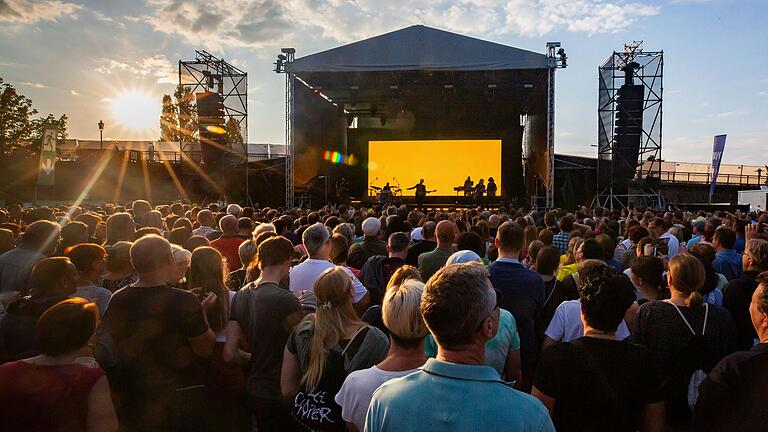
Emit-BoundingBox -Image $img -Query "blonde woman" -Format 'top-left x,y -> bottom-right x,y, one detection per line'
188,246 -> 233,338
167,244 -> 191,289
361,265 -> 422,335
336,279 -> 428,432
188,246 -> 243,431
281,266 -> 389,432
631,253 -> 737,427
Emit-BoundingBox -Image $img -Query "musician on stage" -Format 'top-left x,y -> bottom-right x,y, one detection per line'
487,177 -> 497,200
463,176 -> 473,204
474,178 -> 486,207
407,179 -> 434,210
379,182 -> 392,205
335,176 -> 350,204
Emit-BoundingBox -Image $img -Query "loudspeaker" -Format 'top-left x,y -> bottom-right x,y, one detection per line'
611,84 -> 643,185
195,92 -> 226,166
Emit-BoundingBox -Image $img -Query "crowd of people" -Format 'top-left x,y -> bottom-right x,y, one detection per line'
0,199 -> 767,432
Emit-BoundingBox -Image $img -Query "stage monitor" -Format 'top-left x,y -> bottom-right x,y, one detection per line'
368,140 -> 502,196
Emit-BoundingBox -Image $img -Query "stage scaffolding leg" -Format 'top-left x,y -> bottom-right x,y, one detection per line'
281,48 -> 295,209
546,67 -> 555,209
545,42 -> 566,210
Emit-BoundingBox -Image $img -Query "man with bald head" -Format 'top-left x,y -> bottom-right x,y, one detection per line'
96,234 -> 215,431
211,214 -> 245,269
418,220 -> 456,281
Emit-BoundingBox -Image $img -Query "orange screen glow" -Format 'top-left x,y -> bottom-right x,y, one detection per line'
368,140 -> 502,196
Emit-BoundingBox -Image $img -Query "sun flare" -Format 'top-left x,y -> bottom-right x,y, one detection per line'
111,92 -> 160,131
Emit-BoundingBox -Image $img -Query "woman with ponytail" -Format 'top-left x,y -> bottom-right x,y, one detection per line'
631,253 -> 737,428
281,266 -> 389,431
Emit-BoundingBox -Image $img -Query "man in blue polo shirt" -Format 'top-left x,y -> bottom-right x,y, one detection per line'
365,263 -> 554,432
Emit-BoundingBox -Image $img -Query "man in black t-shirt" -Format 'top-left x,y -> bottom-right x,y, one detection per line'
95,235 -> 215,432
694,272 -> 768,431
224,236 -> 305,432
532,266 -> 664,432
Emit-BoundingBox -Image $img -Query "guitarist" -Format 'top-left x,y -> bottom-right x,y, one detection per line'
407,179 -> 435,210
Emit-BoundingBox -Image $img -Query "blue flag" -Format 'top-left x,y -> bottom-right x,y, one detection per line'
709,134 -> 727,201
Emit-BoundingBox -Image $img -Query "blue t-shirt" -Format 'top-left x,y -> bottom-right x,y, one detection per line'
366,358 -> 554,432
425,309 -> 520,376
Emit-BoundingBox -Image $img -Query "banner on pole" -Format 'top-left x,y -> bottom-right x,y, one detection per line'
37,125 -> 57,186
708,134 -> 727,201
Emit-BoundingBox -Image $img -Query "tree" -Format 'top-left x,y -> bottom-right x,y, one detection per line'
225,117 -> 245,152
159,94 -> 177,142
0,78 -> 38,164
158,84 -> 197,150
27,113 -> 68,156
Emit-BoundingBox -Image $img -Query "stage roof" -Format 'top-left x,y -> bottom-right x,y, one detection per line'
287,25 -> 548,73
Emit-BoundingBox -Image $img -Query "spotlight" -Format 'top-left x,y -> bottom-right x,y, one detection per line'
277,54 -> 287,61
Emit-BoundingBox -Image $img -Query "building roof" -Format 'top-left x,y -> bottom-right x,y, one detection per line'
286,25 -> 548,73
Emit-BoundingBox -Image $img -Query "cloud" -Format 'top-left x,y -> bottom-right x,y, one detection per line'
19,81 -> 47,88
759,91 -> 768,97
715,111 -> 747,118
0,0 -> 81,24
145,0 -> 290,49
93,55 -> 177,84
143,0 -> 660,49
70,89 -> 79,96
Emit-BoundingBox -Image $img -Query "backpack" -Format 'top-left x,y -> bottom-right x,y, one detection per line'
291,326 -> 370,431
664,301 -> 710,415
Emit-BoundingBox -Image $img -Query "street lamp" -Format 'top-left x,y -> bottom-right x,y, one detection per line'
98,120 -> 105,150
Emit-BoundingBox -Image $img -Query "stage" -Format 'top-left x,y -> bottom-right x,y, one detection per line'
279,25 -> 565,209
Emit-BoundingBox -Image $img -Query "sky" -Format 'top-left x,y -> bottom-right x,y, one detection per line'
1,0 -> 766,166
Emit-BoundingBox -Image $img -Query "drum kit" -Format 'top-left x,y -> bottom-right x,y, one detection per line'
369,184 -> 402,204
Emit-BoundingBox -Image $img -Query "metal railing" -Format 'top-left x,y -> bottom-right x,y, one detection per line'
658,170 -> 764,186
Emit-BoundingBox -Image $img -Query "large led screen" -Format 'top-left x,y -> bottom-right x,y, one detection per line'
367,140 -> 502,196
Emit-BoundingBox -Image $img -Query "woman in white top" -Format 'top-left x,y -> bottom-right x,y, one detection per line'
335,279 -> 428,432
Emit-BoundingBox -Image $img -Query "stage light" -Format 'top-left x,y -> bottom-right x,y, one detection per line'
322,150 -> 345,164
205,125 -> 226,134
277,54 -> 287,61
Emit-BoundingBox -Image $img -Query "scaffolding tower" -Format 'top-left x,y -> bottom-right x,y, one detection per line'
594,42 -> 663,209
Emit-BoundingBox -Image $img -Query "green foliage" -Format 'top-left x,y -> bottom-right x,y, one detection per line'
159,84 -> 197,147
225,117 -> 245,151
0,78 -> 67,160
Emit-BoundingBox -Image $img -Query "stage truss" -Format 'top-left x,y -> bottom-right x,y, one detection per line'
274,48 -> 296,208
545,42 -> 567,209
594,42 -> 664,209
178,51 -> 248,158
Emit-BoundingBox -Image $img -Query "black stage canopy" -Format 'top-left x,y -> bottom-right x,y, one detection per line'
282,25 -> 554,206
287,25 -> 548,72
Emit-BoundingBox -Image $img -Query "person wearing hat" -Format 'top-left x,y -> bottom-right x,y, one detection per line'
348,217 -> 387,270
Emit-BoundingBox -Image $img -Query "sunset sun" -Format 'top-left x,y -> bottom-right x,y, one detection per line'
111,92 -> 160,131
